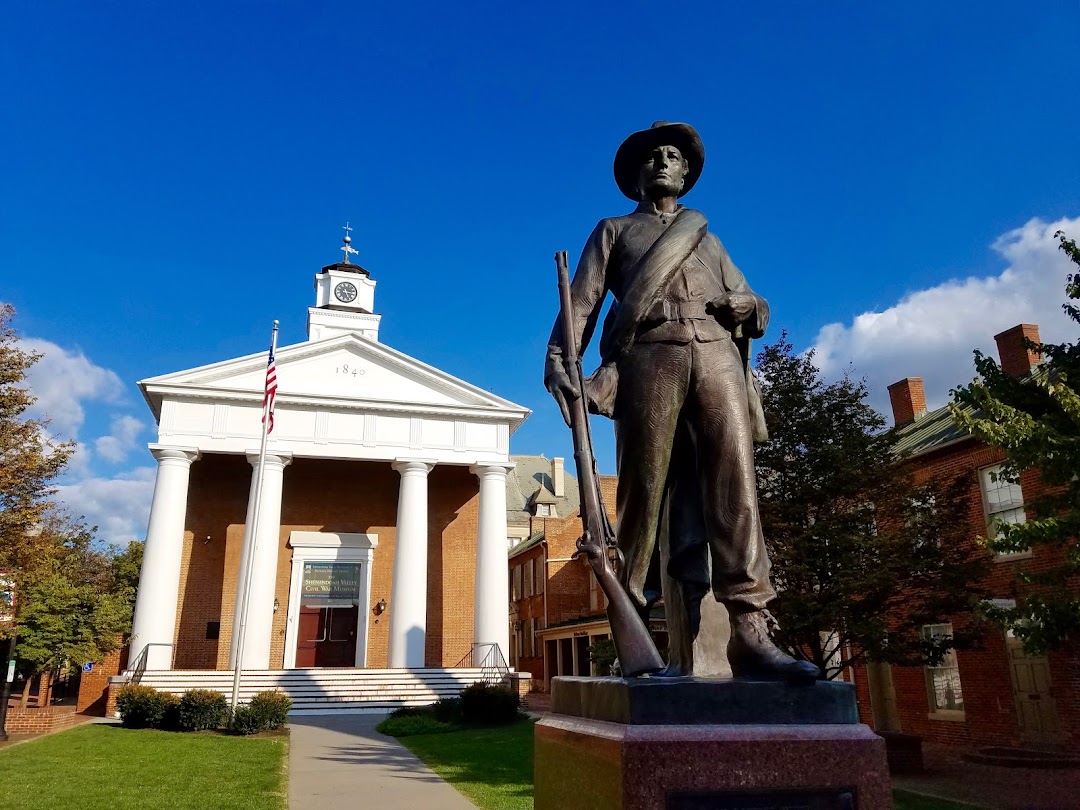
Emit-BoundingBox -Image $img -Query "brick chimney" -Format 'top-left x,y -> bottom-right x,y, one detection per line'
551,457 -> 565,498
887,377 -> 927,427
994,324 -> 1041,378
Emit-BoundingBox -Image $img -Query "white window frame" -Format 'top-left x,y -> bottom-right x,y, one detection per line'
979,464 -> 1030,560
922,623 -> 965,720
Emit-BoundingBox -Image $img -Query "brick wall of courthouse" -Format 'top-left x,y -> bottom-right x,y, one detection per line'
852,436 -> 1080,750
76,642 -> 128,715
171,453 -> 481,670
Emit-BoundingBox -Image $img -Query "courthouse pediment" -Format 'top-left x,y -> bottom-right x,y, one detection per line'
140,333 -> 526,418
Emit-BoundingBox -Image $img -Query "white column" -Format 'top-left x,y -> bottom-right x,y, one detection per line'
387,459 -> 435,668
229,451 -> 292,670
471,463 -> 512,666
130,445 -> 200,671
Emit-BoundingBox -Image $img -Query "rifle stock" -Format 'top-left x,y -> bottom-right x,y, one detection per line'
555,251 -> 664,677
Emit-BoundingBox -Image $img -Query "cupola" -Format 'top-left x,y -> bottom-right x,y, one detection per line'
307,223 -> 382,342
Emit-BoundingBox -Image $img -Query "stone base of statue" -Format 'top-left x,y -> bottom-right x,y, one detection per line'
534,677 -> 892,810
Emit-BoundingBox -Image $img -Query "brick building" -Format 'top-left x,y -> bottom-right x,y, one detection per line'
507,468 -> 667,689
852,324 -> 1080,750
126,238 -> 529,681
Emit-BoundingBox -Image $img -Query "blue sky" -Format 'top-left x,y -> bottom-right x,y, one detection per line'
3,2 -> 1079,544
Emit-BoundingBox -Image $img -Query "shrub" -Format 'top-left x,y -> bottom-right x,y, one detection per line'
248,690 -> 291,730
116,685 -> 181,729
230,690 -> 292,735
430,697 -> 462,723
231,704 -> 261,736
460,682 -> 519,725
388,705 -> 430,719
588,638 -> 617,676
178,689 -> 229,731
388,698 -> 462,723
159,692 -> 182,731
376,714 -> 457,737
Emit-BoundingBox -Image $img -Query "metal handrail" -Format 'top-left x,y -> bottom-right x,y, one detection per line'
128,643 -> 174,684
454,642 -> 509,683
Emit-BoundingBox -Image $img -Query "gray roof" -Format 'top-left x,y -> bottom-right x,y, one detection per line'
506,454 -> 580,529
891,402 -> 977,458
891,362 -> 1050,458
530,486 -> 558,505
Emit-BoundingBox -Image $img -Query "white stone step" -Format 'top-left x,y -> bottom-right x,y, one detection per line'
125,667 -> 500,714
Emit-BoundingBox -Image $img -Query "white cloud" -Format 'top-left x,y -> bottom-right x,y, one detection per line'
56,467 -> 156,546
94,415 -> 146,463
21,337 -> 125,440
812,216 -> 1080,419
63,441 -> 95,479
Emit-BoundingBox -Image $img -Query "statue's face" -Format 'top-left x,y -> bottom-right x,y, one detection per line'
637,144 -> 688,200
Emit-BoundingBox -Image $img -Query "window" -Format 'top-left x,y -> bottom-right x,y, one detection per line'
525,618 -> 536,658
923,623 -> 964,716
536,556 -> 546,595
512,565 -> 523,600
524,559 -> 534,597
979,465 -> 1028,557
535,503 -> 552,517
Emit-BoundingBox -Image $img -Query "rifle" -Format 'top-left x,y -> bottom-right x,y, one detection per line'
555,251 -> 664,678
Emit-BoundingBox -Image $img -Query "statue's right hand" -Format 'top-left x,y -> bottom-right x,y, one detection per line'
544,365 -> 579,427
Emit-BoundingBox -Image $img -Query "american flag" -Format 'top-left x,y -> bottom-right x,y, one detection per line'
262,342 -> 278,434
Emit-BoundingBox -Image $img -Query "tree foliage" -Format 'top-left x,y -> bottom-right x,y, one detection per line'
755,335 -> 990,679
0,305 -> 138,676
950,232 -> 1080,654
0,303 -> 75,593
14,511 -> 134,677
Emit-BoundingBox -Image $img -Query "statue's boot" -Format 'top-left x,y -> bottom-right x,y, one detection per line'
728,610 -> 820,684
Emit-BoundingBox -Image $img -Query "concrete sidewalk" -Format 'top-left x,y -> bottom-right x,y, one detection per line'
288,714 -> 476,810
893,742 -> 1080,809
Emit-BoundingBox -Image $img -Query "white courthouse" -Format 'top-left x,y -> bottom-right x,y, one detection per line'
124,239 -> 530,706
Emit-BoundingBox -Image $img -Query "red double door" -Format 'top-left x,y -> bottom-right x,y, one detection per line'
295,604 -> 359,668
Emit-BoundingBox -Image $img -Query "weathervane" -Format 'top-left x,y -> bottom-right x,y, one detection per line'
340,222 -> 359,264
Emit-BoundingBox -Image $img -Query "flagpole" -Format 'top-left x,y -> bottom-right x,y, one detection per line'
230,320 -> 279,718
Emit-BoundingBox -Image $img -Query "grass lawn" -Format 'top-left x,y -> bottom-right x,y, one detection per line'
0,723 -> 288,810
394,720 -> 982,810
893,790 -> 982,810
397,719 -> 535,810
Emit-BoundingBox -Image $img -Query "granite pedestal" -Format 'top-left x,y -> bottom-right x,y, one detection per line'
535,677 -> 892,810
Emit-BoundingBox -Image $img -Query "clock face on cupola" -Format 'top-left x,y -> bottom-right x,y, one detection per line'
334,282 -> 358,303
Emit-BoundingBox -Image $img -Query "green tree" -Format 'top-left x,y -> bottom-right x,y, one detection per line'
0,303 -> 75,599
950,232 -> 1080,654
0,305 -> 137,704
755,335 -> 990,679
14,512 -> 133,699
110,540 -> 143,614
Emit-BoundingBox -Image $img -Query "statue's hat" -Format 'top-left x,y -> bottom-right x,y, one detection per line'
613,121 -> 705,201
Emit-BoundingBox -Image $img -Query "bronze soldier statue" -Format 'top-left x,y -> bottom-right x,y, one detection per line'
545,122 -> 819,682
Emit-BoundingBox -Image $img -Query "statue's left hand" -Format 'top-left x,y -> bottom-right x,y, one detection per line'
724,292 -> 756,323
709,292 -> 755,326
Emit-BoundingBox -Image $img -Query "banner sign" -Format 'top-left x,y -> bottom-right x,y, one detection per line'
301,562 -> 361,607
